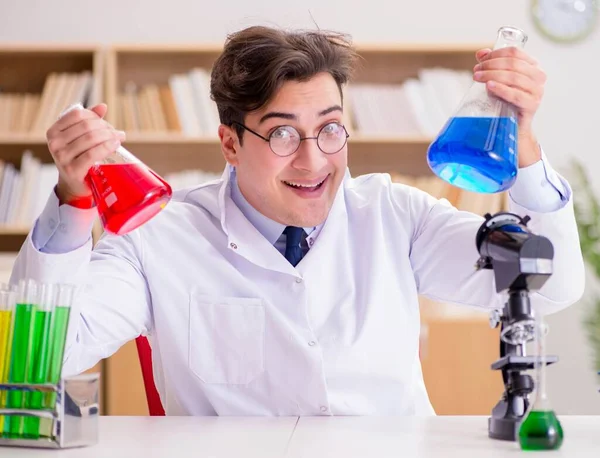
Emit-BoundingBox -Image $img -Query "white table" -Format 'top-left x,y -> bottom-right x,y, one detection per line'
0,416 -> 598,457
286,416 -> 600,458
0,416 -> 297,458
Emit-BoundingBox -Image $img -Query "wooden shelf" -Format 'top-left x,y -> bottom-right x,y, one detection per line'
0,134 -> 47,144
102,43 -> 479,180
0,44 -> 101,53
107,42 -> 488,54
0,133 -> 436,179
109,43 -> 223,53
0,226 -> 29,235
0,133 -> 433,145
0,46 -> 102,100
121,133 -> 218,144
0,229 -> 29,251
116,134 -> 434,145
351,135 -> 433,144
355,42 -> 490,53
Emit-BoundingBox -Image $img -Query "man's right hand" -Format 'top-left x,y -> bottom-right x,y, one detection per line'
46,103 -> 126,204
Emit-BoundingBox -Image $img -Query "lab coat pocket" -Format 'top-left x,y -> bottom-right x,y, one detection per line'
188,294 -> 265,385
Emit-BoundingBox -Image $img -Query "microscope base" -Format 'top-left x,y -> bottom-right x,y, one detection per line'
488,416 -> 518,441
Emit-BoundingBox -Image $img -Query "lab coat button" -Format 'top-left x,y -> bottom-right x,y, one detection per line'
230,242 -> 238,250
320,406 -> 328,412
308,341 -> 316,347
295,278 -> 303,283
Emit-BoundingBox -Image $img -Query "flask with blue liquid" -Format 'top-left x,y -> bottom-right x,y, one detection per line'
427,26 -> 528,193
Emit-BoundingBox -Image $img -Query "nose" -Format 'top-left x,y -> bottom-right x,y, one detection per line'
291,138 -> 327,173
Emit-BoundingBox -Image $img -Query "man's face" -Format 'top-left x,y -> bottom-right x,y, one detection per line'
220,72 -> 348,228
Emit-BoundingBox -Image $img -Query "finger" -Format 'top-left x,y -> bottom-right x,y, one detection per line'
479,47 -> 538,66
474,70 -> 537,94
63,118 -> 123,146
48,123 -> 124,164
48,118 -> 111,154
70,138 -> 121,173
486,81 -> 537,111
90,103 -> 108,119
474,58 -> 532,76
48,106 -> 102,137
476,48 -> 492,62
58,129 -> 122,166
474,58 -> 546,84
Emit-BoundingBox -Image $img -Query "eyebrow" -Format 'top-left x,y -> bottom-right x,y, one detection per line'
258,105 -> 343,124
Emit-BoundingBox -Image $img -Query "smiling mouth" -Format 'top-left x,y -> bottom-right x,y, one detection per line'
282,176 -> 328,191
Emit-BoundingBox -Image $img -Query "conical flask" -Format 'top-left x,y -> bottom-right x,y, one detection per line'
60,104 -> 172,236
518,309 -> 563,450
427,26 -> 528,193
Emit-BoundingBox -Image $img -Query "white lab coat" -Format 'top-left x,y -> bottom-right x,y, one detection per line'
10,167 -> 584,416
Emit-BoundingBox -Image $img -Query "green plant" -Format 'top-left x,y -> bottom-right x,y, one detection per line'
571,159 -> 600,370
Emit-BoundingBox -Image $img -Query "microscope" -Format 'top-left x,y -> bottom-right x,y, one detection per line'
474,211 -> 557,441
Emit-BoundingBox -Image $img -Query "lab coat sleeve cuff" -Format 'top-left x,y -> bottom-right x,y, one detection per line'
31,188 -> 96,254
506,192 -> 585,309
508,147 -> 570,213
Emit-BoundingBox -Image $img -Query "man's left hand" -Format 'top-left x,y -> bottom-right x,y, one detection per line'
473,47 -> 546,167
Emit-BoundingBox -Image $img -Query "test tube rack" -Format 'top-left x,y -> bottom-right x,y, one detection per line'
0,373 -> 99,449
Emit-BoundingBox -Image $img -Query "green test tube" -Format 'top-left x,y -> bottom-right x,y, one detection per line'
6,279 -> 39,438
23,283 -> 56,439
44,284 -> 74,412
0,288 -> 16,435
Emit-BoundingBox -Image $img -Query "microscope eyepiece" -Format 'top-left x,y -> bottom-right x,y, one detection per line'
476,212 -> 553,293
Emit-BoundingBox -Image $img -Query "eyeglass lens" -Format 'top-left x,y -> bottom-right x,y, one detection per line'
269,122 -> 347,156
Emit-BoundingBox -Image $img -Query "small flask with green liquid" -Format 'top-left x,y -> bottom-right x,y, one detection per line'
518,310 -> 563,450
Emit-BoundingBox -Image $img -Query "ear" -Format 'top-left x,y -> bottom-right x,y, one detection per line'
219,124 -> 239,167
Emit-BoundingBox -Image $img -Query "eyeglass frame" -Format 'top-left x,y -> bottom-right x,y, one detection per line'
231,121 -> 350,157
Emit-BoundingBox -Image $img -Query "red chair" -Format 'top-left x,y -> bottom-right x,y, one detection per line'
135,336 -> 165,416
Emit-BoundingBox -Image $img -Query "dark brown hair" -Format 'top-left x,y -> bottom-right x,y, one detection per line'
210,25 -> 359,142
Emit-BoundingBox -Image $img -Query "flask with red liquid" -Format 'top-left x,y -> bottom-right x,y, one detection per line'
60,104 -> 172,235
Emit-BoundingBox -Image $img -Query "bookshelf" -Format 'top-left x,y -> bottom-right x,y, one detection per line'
104,43 -> 506,210
0,45 -> 103,252
0,41 -> 507,416
104,43 -> 493,178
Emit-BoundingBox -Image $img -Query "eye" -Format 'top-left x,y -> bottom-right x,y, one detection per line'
270,126 -> 297,140
321,122 -> 343,136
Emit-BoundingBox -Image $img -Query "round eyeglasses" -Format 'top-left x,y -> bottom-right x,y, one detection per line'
232,121 -> 349,157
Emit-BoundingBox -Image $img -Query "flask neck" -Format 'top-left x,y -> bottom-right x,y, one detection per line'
493,26 -> 528,50
532,309 -> 552,412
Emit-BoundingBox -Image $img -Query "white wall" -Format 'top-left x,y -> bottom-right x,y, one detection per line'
1,0 -> 600,413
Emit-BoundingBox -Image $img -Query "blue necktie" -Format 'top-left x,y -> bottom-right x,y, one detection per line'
284,226 -> 304,267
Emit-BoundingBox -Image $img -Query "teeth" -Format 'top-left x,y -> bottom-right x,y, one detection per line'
284,178 -> 325,188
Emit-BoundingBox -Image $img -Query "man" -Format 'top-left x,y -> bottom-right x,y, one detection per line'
11,26 -> 584,416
